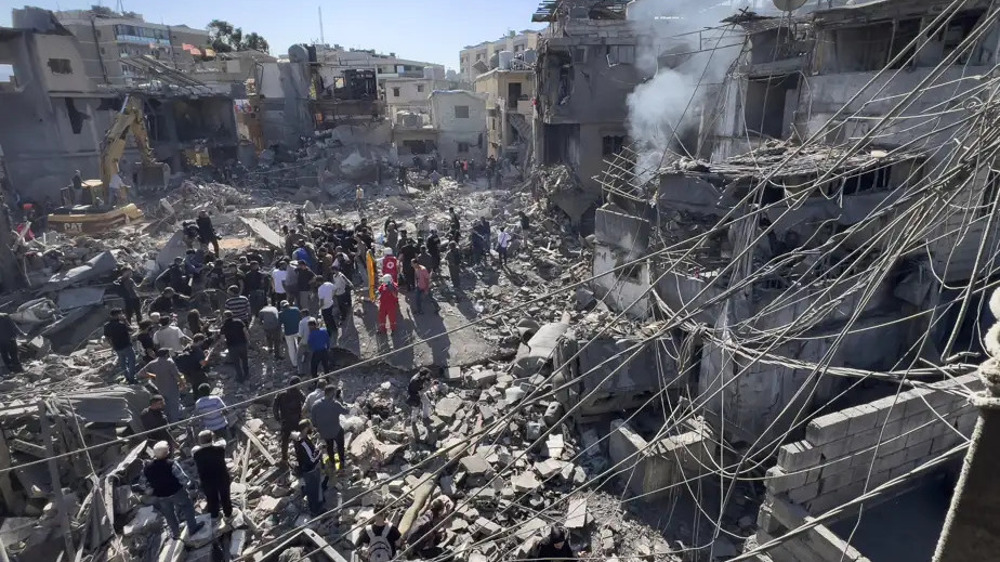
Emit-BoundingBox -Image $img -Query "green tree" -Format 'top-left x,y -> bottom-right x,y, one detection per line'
242,32 -> 270,54
206,20 -> 270,54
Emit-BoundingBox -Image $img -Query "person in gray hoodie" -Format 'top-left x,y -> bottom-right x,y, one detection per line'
309,385 -> 349,471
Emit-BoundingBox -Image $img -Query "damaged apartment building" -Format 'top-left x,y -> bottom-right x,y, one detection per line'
0,7 -> 243,200
582,0 -> 1000,560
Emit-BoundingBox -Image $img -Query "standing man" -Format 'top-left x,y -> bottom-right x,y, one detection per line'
273,377 -> 305,465
292,421 -> 324,516
137,349 -> 186,422
243,262 -> 269,316
279,301 -> 301,368
376,275 -> 400,334
140,395 -> 176,449
295,260 -> 317,311
497,227 -> 513,267
221,310 -> 251,384
381,248 -> 399,284
310,385 -> 349,472
331,267 -> 353,324
306,320 -> 334,378
196,210 -> 221,257
224,286 -> 252,326
139,441 -> 205,540
0,312 -> 24,374
445,242 -> 462,290
153,316 -> 189,357
317,275 -> 338,336
297,309 -> 314,377
115,268 -> 142,325
271,261 -> 289,307
355,185 -> 364,214
426,230 -> 442,275
192,430 -> 233,523
413,262 -> 436,314
399,238 -> 418,292
258,303 -> 283,361
193,384 -> 229,439
104,309 -> 137,384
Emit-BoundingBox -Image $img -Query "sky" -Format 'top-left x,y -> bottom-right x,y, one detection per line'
0,0 -> 549,70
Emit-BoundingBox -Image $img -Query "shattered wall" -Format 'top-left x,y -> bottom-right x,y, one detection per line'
591,207 -> 652,318
257,61 -> 314,146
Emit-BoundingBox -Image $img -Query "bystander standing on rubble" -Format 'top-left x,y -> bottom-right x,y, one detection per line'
445,242 -> 461,290
224,286 -> 251,325
497,227 -> 513,268
407,367 -> 433,426
271,260 -> 289,306
292,420 -> 324,516
386,223 -> 399,257
182,220 -> 200,250
243,261 -> 269,315
138,441 -> 205,540
413,262 -> 437,314
297,309 -> 314,377
192,430 -> 233,523
355,502 -> 402,561
426,230 -> 442,274
158,256 -> 191,295
376,274 -> 400,334
186,309 -> 208,337
0,311 -> 24,374
153,316 -> 189,357
356,185 -> 365,213
193,383 -> 229,440
136,320 -> 156,364
332,266 -> 353,323
295,260 -> 317,311
279,301 -> 301,367
104,308 -> 137,384
310,384 -> 348,472
196,210 -> 221,257
317,275 -> 338,336
400,237 -> 418,291
138,349 -> 186,422
140,396 -> 176,449
221,310 -> 251,384
273,376 -> 305,465
306,319 -> 334,377
258,302 -> 283,361
382,248 -> 399,285
303,378 -> 326,415
114,267 -> 142,325
405,495 -> 453,559
294,242 -> 316,272
150,287 -> 189,316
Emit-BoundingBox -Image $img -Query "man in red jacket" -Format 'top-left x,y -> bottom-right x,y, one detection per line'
377,274 -> 399,334
382,248 -> 399,283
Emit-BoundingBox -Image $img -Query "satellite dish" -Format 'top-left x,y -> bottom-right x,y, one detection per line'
772,0 -> 808,11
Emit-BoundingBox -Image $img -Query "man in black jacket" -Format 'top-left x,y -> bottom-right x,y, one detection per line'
273,377 -> 305,465
139,441 -> 204,540
140,395 -> 175,449
292,420 -> 324,516
0,312 -> 24,374
192,430 -> 232,522
196,211 -> 221,257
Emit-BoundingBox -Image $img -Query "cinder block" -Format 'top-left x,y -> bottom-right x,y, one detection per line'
902,422 -> 939,448
889,459 -> 918,479
868,396 -> 907,425
806,411 -> 852,445
788,481 -> 820,504
930,430 -> 964,454
769,494 -> 810,528
817,437 -> 852,461
806,490 -> 847,515
845,403 -> 880,434
848,448 -> 877,469
875,448 -> 907,474
817,468 -> 854,494
777,441 -> 822,472
805,524 -> 868,561
757,504 -> 781,534
903,435 -> 935,462
765,466 -> 808,494
819,452 -> 854,477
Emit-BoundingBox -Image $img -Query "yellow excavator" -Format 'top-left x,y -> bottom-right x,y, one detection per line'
48,95 -> 167,234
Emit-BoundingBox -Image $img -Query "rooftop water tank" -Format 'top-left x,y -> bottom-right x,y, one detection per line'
498,51 -> 514,71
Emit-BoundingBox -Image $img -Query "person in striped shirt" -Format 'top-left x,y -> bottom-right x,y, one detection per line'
224,285 -> 251,325
193,383 -> 229,440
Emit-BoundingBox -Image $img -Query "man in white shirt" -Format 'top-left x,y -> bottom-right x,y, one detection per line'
152,316 -> 190,356
296,310 -> 314,377
497,227 -> 513,267
317,277 -> 337,335
330,268 -> 352,323
271,261 -> 289,307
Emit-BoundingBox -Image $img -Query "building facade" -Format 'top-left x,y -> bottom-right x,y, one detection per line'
473,68 -> 535,162
460,30 -> 540,84
429,90 -> 487,165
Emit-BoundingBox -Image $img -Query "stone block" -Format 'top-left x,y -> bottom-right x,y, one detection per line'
843,404 -> 879,434
889,460 -> 919,479
756,504 -> 780,534
765,467 -> 807,494
469,369 -> 497,388
803,524 -> 868,561
787,481 -> 820,504
768,495 -> 810,528
902,423 -> 940,448
805,412 -> 851,446
777,441 -> 821,472
874,448 -> 906,474
930,430 -> 964,453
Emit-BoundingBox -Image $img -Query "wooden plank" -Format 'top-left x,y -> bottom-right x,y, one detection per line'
239,426 -> 276,466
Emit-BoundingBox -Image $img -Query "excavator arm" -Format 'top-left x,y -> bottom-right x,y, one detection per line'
97,95 -> 164,200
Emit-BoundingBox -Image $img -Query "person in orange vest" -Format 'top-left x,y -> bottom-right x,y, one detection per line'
382,248 -> 399,284
376,274 -> 400,334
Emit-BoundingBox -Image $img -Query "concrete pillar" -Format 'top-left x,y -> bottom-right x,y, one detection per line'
931,369 -> 1000,562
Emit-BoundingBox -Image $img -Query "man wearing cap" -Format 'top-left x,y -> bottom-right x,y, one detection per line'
139,441 -> 204,540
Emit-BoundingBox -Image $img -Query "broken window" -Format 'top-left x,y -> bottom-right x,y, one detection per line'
602,135 -> 626,156
606,45 -> 635,66
458,142 -> 470,153
64,98 -> 87,134
0,64 -> 13,85
392,87 -> 400,97
574,46 -> 588,63
417,84 -> 424,93
841,165 -> 892,195
48,58 -> 72,74
455,105 -> 470,119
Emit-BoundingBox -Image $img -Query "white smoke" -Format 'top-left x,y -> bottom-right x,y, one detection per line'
626,0 -> 745,179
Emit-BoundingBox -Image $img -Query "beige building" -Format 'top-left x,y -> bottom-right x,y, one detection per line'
313,46 -> 445,92
430,90 -> 488,164
47,7 -> 209,86
473,68 -> 535,161
460,30 -> 540,84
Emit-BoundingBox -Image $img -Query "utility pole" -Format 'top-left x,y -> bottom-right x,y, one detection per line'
931,363 -> 1000,561
318,6 -> 325,46
38,401 -> 76,562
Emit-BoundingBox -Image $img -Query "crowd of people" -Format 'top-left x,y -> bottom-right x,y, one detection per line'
90,199 -> 576,559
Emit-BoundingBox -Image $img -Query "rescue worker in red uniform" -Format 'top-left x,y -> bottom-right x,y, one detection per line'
377,274 -> 399,334
382,248 -> 399,284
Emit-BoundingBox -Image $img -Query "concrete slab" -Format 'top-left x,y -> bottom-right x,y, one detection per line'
334,294 -> 494,370
56,287 -> 105,311
239,217 -> 283,249
45,250 -> 118,291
